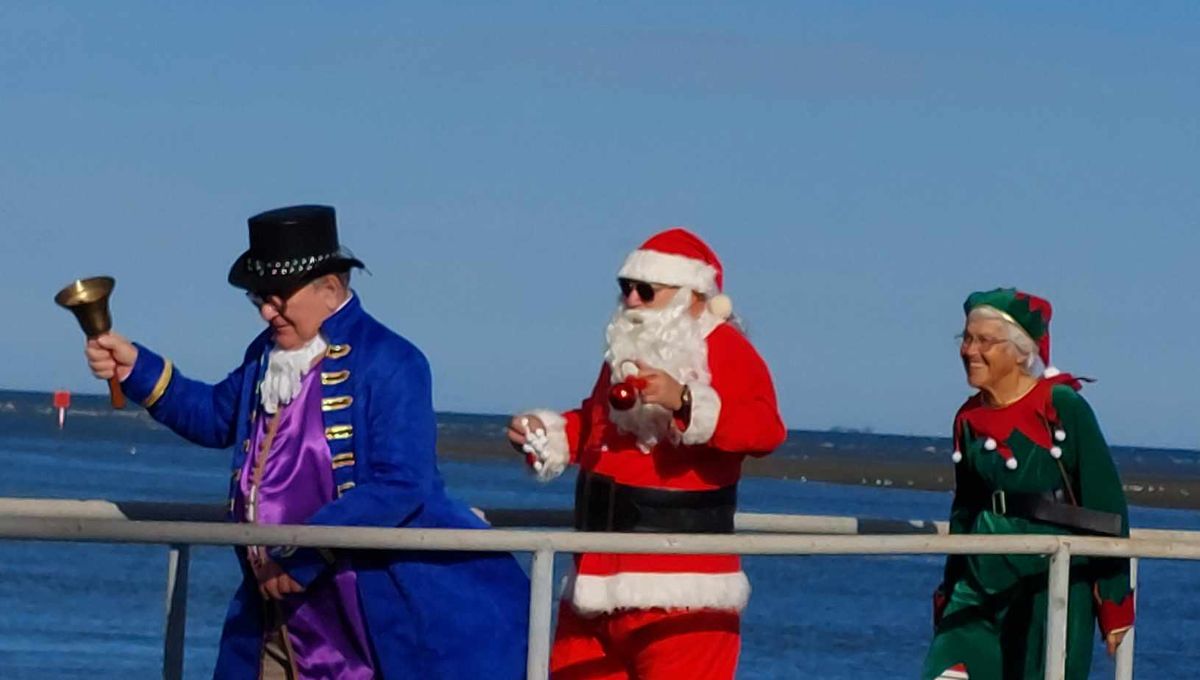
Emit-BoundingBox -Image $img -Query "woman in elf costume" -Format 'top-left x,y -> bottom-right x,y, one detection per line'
922,289 -> 1134,680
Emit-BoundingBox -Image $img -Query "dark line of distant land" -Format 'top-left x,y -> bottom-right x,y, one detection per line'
4,390 -> 1197,511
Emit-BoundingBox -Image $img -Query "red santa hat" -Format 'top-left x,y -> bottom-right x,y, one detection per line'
617,228 -> 734,319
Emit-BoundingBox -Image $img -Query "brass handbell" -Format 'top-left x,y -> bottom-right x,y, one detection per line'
55,276 -> 126,409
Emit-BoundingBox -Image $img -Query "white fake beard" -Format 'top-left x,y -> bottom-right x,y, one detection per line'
603,288 -> 711,452
259,335 -> 328,414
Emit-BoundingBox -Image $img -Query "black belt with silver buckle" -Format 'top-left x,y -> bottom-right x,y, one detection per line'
990,489 -> 1123,537
574,471 -> 737,534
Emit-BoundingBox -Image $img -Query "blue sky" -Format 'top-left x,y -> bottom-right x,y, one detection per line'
2,3 -> 1196,448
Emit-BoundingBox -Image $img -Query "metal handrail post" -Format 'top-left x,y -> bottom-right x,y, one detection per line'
163,544 -> 190,680
1044,543 -> 1071,680
527,547 -> 555,679
1113,557 -> 1138,679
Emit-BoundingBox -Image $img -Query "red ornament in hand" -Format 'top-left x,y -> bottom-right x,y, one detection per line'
608,382 -> 638,410
608,377 -> 646,411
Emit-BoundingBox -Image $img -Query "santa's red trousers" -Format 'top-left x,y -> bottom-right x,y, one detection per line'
549,602 -> 741,680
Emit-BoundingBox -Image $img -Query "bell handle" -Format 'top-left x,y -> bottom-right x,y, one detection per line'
107,376 -> 126,410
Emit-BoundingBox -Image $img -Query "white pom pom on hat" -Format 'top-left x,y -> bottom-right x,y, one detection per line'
951,450 -> 963,463
1005,457 -> 1019,470
707,293 -> 733,320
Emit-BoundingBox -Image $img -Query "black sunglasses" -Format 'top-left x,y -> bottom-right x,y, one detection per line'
618,278 -> 664,303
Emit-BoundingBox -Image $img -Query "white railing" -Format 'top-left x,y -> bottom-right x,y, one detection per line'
0,498 -> 1190,680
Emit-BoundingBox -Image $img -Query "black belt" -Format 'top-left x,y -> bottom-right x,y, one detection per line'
574,471 -> 737,534
990,489 -> 1123,537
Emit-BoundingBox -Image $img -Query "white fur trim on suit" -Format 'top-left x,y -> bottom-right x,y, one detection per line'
678,382 -> 721,446
565,570 -> 750,615
521,409 -> 571,482
618,249 -> 720,297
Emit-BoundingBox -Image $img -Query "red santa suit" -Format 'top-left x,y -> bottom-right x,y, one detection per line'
520,229 -> 787,680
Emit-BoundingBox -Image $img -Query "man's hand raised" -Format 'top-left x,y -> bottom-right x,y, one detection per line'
85,332 -> 138,382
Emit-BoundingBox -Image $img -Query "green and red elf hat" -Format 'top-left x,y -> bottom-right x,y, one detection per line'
963,288 -> 1057,376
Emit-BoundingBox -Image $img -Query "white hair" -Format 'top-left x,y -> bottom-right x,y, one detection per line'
967,306 -> 1045,377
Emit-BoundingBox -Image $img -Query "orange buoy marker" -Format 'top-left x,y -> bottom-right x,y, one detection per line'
53,390 -> 71,429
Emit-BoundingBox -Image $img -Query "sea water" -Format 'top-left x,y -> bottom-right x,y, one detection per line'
1,392 -> 1198,678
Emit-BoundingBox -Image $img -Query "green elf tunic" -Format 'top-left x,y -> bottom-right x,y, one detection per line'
922,375 -> 1135,680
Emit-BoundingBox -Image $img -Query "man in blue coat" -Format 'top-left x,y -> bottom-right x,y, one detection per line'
85,205 -> 529,679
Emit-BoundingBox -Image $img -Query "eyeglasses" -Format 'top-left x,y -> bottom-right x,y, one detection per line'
618,278 -> 670,303
956,333 -> 1010,351
246,287 -> 300,313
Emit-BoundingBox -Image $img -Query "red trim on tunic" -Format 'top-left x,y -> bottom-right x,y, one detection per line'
952,375 -> 1084,465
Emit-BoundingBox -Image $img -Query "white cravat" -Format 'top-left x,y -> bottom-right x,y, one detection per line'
259,335 -> 327,415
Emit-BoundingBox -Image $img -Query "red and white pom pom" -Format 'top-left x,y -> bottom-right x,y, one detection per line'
1005,456 -> 1019,470
1054,429 -> 1066,442
1043,366 -> 1061,378
1050,446 -> 1063,459
707,294 -> 733,320
935,664 -> 970,680
984,437 -> 997,451
951,450 -> 963,463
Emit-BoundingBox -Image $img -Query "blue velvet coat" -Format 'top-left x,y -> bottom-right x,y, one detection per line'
121,295 -> 529,679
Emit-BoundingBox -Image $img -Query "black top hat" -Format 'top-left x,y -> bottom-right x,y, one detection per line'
228,205 -> 366,292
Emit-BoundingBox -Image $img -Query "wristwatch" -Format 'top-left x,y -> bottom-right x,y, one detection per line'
677,384 -> 692,413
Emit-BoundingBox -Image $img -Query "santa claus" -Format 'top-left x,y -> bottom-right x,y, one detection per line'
508,228 -> 787,679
